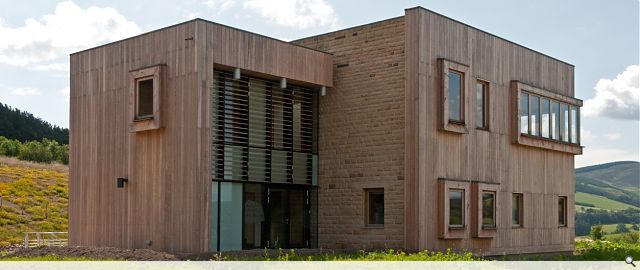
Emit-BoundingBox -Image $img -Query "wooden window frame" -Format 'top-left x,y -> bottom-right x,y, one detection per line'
438,179 -> 470,239
512,193 -> 524,228
558,196 -> 568,227
472,182 -> 499,238
475,79 -> 490,131
439,59 -> 469,134
364,188 -> 384,228
511,81 -> 583,154
129,65 -> 164,132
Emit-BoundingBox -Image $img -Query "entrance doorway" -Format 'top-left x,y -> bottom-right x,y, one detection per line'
239,183 -> 311,250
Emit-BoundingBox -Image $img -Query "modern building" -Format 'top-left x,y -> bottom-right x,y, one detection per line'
69,7 -> 582,255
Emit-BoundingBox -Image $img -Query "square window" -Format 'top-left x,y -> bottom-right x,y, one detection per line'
365,189 -> 384,227
558,196 -> 567,227
449,189 -> 464,228
512,193 -> 523,227
136,78 -> 154,119
482,191 -> 496,228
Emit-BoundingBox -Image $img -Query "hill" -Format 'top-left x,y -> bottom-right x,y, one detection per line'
0,102 -> 68,145
0,156 -> 68,245
575,161 -> 640,210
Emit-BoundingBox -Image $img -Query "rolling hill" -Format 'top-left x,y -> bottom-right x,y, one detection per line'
575,161 -> 640,210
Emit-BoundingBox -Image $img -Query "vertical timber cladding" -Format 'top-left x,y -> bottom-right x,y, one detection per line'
405,7 -> 576,255
210,70 -> 319,251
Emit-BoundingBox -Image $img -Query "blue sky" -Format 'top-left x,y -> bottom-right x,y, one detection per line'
0,0 -> 637,167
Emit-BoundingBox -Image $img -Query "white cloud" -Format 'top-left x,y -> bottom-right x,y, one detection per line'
61,87 -> 70,101
580,127 -> 596,143
606,133 -> 621,141
11,87 -> 41,96
204,0 -> 237,12
31,62 -> 70,72
576,147 -> 639,168
202,0 -> 338,29
0,1 -> 141,67
583,65 -> 640,120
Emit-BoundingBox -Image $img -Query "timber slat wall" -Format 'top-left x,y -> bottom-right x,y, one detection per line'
404,7 -> 576,255
69,20 -> 332,253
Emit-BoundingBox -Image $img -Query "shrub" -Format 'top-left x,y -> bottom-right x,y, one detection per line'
590,225 -> 605,240
632,223 -> 639,231
18,141 -> 53,163
0,137 -> 21,157
576,240 -> 640,260
615,223 -> 629,234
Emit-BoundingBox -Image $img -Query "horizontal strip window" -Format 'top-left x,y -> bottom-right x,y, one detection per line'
519,91 -> 580,145
212,70 -> 318,185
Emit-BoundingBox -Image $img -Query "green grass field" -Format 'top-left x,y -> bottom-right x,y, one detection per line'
575,192 -> 638,211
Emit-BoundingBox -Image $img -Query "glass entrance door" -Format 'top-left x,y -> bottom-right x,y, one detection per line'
267,187 -> 309,248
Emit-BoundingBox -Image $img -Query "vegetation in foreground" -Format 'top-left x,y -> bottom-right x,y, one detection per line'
0,136 -> 68,165
0,255 -> 111,261
0,158 -> 68,246
220,248 -> 479,261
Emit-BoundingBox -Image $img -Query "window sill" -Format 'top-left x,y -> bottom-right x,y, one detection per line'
476,127 -> 490,132
363,225 -> 384,229
441,121 -> 468,134
448,226 -> 465,231
511,225 -> 523,229
482,226 -> 497,230
515,133 -> 582,155
134,116 -> 154,122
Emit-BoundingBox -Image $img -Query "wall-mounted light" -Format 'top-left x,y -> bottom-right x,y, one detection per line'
233,68 -> 241,80
280,78 -> 287,89
320,86 -> 327,96
117,177 -> 129,188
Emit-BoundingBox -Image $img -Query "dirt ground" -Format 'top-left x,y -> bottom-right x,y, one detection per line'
2,246 -> 179,261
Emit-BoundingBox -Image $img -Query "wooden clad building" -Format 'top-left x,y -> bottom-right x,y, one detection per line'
70,7 -> 582,255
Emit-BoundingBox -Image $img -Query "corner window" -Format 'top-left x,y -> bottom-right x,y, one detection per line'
136,78 -> 154,119
476,81 -> 488,129
448,70 -> 463,123
365,189 -> 384,227
558,196 -> 567,227
449,189 -> 464,228
482,191 -> 496,228
551,101 -> 560,140
561,104 -> 569,142
518,89 -> 580,144
570,106 -> 579,144
512,193 -> 523,227
541,98 -> 550,138
530,96 -> 540,136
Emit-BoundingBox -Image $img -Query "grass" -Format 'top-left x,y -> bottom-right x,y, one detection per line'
599,224 -> 639,234
574,240 -> 640,260
224,248 -> 480,261
575,192 -> 638,211
0,156 -> 68,246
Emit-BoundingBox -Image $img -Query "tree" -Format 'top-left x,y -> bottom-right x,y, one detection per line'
632,223 -> 639,231
18,141 -> 53,163
615,223 -> 629,234
590,224 -> 605,240
0,136 -> 20,157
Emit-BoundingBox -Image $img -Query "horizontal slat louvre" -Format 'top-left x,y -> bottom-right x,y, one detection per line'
212,70 -> 316,184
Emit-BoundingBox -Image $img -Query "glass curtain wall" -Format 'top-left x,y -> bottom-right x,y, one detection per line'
211,70 -> 318,251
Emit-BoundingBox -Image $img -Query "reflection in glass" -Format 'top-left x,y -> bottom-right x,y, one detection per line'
512,194 -> 522,227
530,96 -> 540,136
448,71 -> 462,122
449,190 -> 464,227
243,184 -> 265,248
551,101 -> 560,140
541,98 -> 550,138
220,182 -> 242,251
368,191 -> 384,226
570,106 -> 578,144
558,197 -> 567,227
520,92 -> 529,134
561,104 -> 569,142
476,82 -> 486,128
482,192 -> 495,227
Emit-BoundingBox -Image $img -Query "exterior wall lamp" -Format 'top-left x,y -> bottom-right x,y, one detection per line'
117,177 -> 129,188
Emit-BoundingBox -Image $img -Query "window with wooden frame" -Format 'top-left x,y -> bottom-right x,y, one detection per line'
512,81 -> 583,154
512,193 -> 523,228
439,179 -> 470,239
472,182 -> 498,238
364,189 -> 384,227
476,80 -> 489,130
129,65 -> 164,132
439,59 -> 469,134
558,196 -> 567,227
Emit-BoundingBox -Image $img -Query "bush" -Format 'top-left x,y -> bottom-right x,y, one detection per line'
590,225 -> 605,240
632,223 -> 639,231
0,136 -> 21,157
18,141 -> 53,163
615,223 -> 629,234
576,240 -> 640,260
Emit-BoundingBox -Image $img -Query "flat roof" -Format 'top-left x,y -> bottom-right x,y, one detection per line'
70,18 -> 332,56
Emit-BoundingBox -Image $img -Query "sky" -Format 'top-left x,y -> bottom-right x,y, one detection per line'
0,0 -> 637,168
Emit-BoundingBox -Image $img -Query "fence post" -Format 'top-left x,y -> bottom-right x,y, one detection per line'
23,233 -> 28,248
